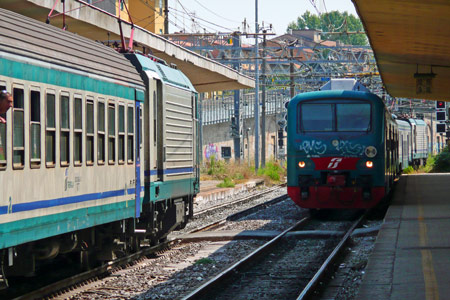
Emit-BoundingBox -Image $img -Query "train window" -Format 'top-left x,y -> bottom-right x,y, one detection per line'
0,84 -> 7,169
118,104 -> 125,164
98,101 -> 105,165
45,93 -> 56,167
336,104 -> 371,132
74,97 -> 82,166
86,99 -> 94,165
300,103 -> 333,132
30,90 -> 41,168
127,106 -> 134,163
60,94 -> 70,166
13,87 -> 25,168
108,102 -> 115,164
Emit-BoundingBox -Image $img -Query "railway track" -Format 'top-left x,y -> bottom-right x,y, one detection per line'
181,212 -> 366,300
6,185 -> 287,300
193,184 -> 286,217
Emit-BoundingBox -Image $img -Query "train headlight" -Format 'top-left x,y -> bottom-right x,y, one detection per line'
365,146 -> 377,158
298,161 -> 306,168
366,161 -> 374,168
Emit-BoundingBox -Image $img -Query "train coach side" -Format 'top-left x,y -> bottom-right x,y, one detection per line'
0,8 -> 198,282
396,119 -> 412,170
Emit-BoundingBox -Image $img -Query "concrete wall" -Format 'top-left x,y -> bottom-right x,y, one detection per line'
201,115 -> 286,164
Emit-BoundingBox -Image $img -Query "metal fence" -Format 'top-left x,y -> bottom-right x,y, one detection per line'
201,89 -> 291,125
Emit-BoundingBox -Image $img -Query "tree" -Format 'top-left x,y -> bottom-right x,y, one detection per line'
287,10 -> 368,46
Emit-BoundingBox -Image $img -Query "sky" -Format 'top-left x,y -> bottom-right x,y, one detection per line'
169,0 -> 358,36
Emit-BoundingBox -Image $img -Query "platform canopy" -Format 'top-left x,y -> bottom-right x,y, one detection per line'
0,0 -> 255,93
353,0 -> 450,101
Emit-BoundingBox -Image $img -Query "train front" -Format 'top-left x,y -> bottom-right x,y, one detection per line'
286,90 -> 385,209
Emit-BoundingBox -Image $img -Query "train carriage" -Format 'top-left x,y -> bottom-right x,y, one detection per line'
0,8 -> 198,283
287,90 -> 398,209
397,119 -> 412,169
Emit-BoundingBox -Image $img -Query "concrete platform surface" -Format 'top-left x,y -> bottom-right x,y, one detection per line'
357,174 -> 450,300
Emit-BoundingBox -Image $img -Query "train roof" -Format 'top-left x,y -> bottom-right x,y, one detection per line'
0,8 -> 144,89
408,119 -> 427,126
396,119 -> 411,128
288,90 -> 383,109
127,54 -> 196,92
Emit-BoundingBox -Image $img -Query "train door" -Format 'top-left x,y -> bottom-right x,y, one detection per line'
135,99 -> 143,218
147,77 -> 159,183
192,93 -> 199,194
156,80 -> 164,181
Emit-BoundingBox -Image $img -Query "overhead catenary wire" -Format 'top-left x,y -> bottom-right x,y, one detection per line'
170,4 -> 236,32
192,0 -> 240,23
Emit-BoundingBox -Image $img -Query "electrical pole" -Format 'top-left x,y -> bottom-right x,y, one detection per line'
261,29 -> 267,168
254,0 -> 260,171
290,47 -> 295,98
232,33 -> 241,162
164,0 -> 169,34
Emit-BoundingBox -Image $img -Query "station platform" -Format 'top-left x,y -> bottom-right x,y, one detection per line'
357,173 -> 450,300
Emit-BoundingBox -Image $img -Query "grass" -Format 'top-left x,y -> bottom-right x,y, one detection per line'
194,258 -> 216,265
201,156 -> 286,187
217,177 -> 235,188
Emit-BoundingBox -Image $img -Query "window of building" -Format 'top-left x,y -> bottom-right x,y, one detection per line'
0,84 -> 7,169
13,87 -> 24,168
46,92 -> 56,167
60,94 -> 70,166
221,146 -> 231,159
74,96 -> 82,165
127,105 -> 134,163
30,89 -> 41,168
118,104 -> 125,164
108,102 -> 115,164
86,99 -> 94,165
98,100 -> 105,164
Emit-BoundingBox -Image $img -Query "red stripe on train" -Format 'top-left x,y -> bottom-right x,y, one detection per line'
311,157 -> 360,170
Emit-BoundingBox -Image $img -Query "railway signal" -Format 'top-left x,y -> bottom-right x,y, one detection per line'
436,111 -> 446,121
436,123 -> 446,133
436,101 -> 446,110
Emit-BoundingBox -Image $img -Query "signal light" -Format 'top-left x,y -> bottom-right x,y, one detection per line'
298,161 -> 306,168
436,101 -> 446,110
366,161 -> 373,168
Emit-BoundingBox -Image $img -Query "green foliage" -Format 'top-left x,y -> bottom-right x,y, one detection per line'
233,173 -> 244,180
287,10 -> 368,46
403,166 -> 415,174
194,258 -> 216,265
257,161 -> 285,182
432,147 -> 450,172
206,155 -> 226,176
217,177 -> 235,188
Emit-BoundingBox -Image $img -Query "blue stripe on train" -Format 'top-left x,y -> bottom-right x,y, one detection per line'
144,167 -> 193,177
0,186 -> 145,215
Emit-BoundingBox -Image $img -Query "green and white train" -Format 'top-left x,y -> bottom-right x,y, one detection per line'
0,9 -> 199,284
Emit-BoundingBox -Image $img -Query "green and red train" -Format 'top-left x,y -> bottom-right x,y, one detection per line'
287,89 -> 402,209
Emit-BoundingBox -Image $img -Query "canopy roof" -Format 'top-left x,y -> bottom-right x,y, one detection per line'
353,0 -> 450,101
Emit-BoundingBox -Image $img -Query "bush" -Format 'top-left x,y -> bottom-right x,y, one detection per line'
217,177 -> 235,188
257,161 -> 286,183
432,147 -> 450,172
206,155 -> 226,177
403,166 -> 415,174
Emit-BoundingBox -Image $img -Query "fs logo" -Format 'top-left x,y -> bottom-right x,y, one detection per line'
327,158 -> 343,169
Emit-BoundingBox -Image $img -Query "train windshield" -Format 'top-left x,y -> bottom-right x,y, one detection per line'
300,102 -> 371,132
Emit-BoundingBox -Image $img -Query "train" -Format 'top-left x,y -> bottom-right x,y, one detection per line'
286,79 -> 430,209
0,8 -> 199,285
